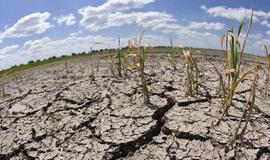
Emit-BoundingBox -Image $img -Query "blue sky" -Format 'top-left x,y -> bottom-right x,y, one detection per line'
0,0 -> 270,69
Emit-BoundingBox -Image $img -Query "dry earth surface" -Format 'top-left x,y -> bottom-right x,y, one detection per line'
0,53 -> 270,160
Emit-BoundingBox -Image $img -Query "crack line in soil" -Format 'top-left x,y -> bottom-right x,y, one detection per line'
255,146 -> 270,160
106,93 -> 212,160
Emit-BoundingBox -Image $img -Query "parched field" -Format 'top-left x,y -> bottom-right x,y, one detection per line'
0,52 -> 269,160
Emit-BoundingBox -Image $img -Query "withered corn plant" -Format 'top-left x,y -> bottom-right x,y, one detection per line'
137,28 -> 150,105
119,27 -> 150,105
263,45 -> 270,98
183,48 -> 198,96
121,49 -> 129,77
125,40 -> 139,70
219,9 -> 254,117
117,35 -> 122,77
231,64 -> 259,146
221,10 -> 253,87
122,55 -> 129,77
125,28 -> 150,105
220,68 -> 253,120
121,40 -> 135,76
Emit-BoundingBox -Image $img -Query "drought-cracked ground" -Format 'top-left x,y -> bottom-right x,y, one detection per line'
0,53 -> 270,160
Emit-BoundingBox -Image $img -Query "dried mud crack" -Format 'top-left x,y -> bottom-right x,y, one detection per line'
0,54 -> 269,160
108,95 -> 176,160
255,147 -> 270,160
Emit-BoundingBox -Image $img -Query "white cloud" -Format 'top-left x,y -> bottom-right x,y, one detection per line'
77,9 -> 224,50
78,0 -> 154,16
78,0 -> 156,31
79,11 -> 178,31
261,20 -> 270,28
201,5 -> 270,22
119,34 -> 169,47
69,31 -> 83,37
0,45 -> 19,56
54,13 -> 76,26
185,21 -> 224,30
0,12 -> 53,41
200,5 -> 207,10
78,1 -> 224,33
23,37 -> 51,49
266,30 -> 270,36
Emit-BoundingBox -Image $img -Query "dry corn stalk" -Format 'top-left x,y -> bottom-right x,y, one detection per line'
137,28 -> 150,105
220,68 -> 252,119
220,9 -> 253,90
123,28 -> 150,104
231,64 -> 259,146
216,9 -> 254,121
117,35 -> 122,77
183,48 -> 198,96
263,45 -> 270,98
126,40 -> 140,70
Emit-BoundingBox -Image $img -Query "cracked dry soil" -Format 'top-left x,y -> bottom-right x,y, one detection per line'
0,54 -> 270,160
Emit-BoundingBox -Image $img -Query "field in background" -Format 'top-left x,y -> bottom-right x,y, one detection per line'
0,46 -> 265,78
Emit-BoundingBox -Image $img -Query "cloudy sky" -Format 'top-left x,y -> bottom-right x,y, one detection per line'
0,0 -> 270,69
